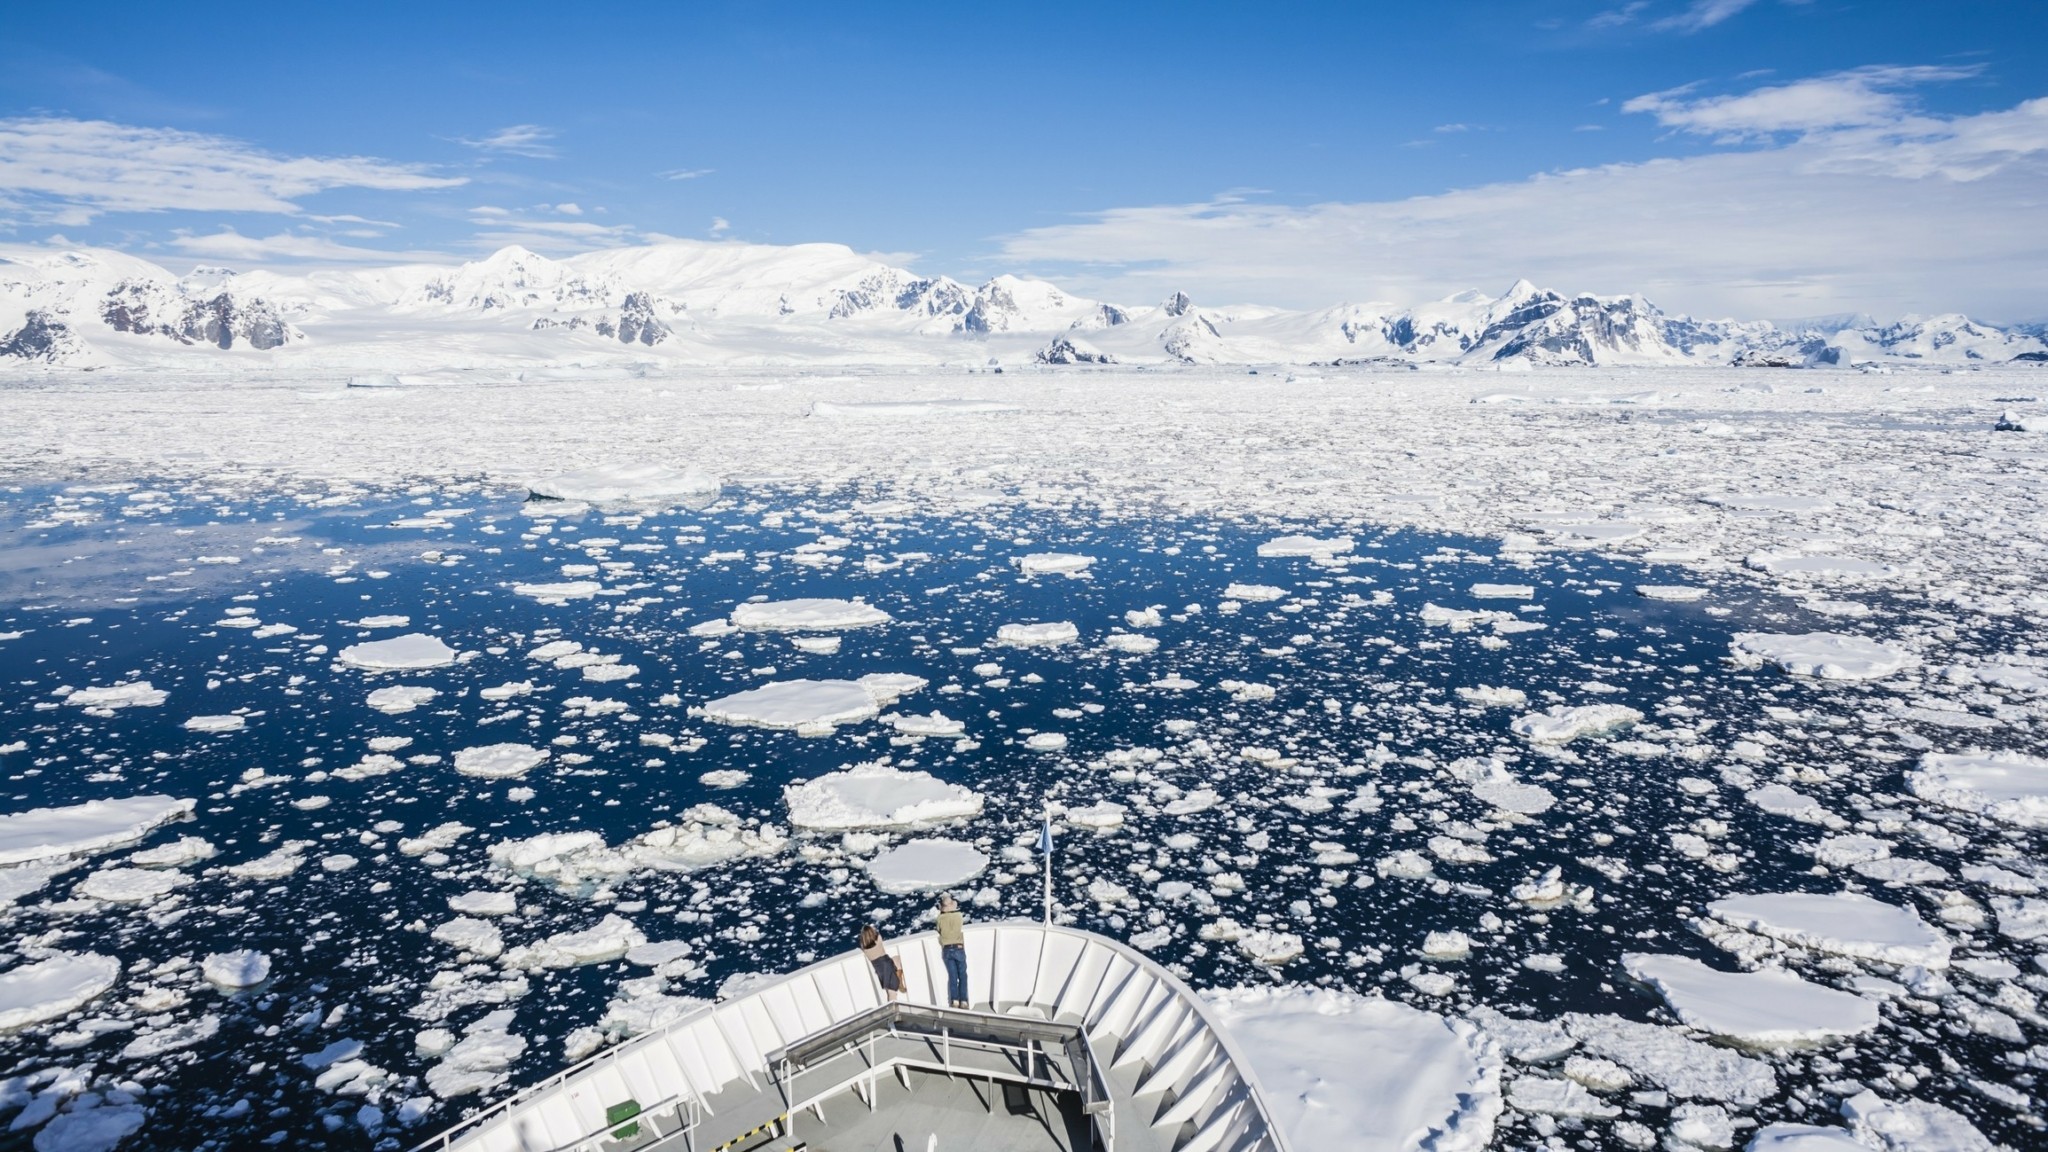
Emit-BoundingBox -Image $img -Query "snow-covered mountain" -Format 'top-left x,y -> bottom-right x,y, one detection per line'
3,240 -> 2042,371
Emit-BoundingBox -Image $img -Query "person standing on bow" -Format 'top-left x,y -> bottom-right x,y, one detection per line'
860,924 -> 903,1002
936,895 -> 968,1009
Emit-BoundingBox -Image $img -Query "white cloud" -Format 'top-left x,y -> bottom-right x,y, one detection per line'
994,85 -> 2048,322
0,117 -> 464,226
554,202 -> 582,215
1626,65 -> 1981,137
660,168 -> 714,181
708,217 -> 731,236
169,228 -> 437,263
1652,0 -> 1761,32
459,125 -> 558,159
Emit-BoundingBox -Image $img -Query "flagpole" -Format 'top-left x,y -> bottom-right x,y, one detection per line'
1041,808 -> 1053,927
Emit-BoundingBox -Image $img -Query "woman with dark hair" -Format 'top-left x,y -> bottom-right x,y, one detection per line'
859,924 -> 902,1001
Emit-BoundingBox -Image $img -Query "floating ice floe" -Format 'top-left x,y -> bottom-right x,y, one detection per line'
1729,632 -> 1917,680
784,763 -> 985,830
0,796 -> 196,865
201,950 -> 272,990
0,952 -> 121,1031
1012,553 -> 1095,576
425,1010 -> 528,1098
730,598 -> 891,631
1621,954 -> 1879,1046
882,711 -> 965,737
1560,1013 -> 1778,1104
1746,1123 -> 1867,1152
1456,685 -> 1527,708
694,678 -> 890,734
1746,552 -> 1897,580
1638,585 -> 1708,602
865,838 -> 990,893
1706,892 -> 1952,968
1510,704 -> 1642,744
1840,1090 -> 1999,1152
1224,583 -> 1287,602
1451,757 -> 1556,814
453,744 -> 550,779
1906,750 -> 2048,828
63,681 -> 167,710
433,917 -> 506,960
367,685 -> 438,715
1991,895 -> 2048,942
182,714 -> 245,733
79,866 -> 190,902
511,580 -> 604,603
336,633 -> 459,671
129,835 -> 215,867
526,463 -> 720,505
1471,583 -> 1534,599
995,621 -> 1079,647
488,814 -> 788,891
1257,535 -> 1354,558
1206,987 -> 1502,1152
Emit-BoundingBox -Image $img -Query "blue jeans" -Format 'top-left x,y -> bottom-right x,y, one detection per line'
942,945 -> 968,1005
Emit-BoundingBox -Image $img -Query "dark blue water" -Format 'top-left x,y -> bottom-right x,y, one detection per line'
0,479 -> 2037,1150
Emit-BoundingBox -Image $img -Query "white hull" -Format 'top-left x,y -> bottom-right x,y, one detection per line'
418,922 -> 1290,1152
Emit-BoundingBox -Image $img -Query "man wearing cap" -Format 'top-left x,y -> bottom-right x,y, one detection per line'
936,894 -> 969,1009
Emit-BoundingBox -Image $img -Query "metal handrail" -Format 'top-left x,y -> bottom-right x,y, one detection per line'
767,1003 -> 1114,1149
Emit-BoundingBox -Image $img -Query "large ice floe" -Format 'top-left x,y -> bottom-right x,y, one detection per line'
783,762 -> 985,830
1207,987 -> 1502,1152
1510,704 -> 1642,744
1620,954 -> 1879,1046
0,952 -> 121,1031
1729,632 -> 1918,680
1906,750 -> 2048,828
729,598 -> 891,631
0,796 -> 195,865
692,677 -> 917,734
1011,553 -> 1095,576
1705,892 -> 1953,968
525,463 -> 720,505
334,633 -> 458,671
995,621 -> 1079,647
864,838 -> 990,893
61,681 -> 168,710
453,743 -> 551,779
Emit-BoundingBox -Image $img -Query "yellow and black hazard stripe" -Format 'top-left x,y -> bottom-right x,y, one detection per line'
706,1114 -> 788,1152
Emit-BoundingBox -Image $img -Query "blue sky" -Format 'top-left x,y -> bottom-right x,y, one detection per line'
2,0 -> 2044,319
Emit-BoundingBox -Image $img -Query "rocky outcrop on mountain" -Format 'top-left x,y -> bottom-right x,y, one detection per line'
1465,291 -> 1684,366
1161,291 -> 1194,318
100,280 -> 296,350
828,270 -> 971,320
1035,335 -> 1115,365
0,310 -> 84,362
600,293 -> 671,346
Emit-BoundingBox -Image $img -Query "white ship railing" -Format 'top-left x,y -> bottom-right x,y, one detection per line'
412,921 -> 1291,1152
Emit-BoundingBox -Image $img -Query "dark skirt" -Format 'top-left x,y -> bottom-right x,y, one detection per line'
872,955 -> 899,991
